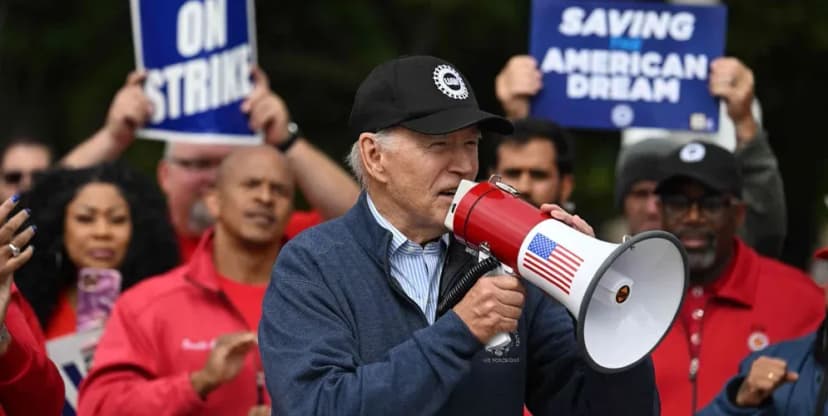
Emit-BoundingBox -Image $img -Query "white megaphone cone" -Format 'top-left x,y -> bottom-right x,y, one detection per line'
445,178 -> 687,373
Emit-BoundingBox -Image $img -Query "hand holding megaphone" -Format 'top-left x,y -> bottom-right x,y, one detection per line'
451,203 -> 595,349
452,274 -> 526,345
444,177 -> 688,372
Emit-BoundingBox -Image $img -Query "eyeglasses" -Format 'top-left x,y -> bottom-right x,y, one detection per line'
166,157 -> 223,171
660,194 -> 734,218
1,170 -> 44,185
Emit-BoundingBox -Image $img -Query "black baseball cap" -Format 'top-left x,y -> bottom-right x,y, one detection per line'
655,141 -> 742,197
349,55 -> 513,136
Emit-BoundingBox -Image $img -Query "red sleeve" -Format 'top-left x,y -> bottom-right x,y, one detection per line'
77,295 -> 206,416
283,210 -> 324,241
0,284 -> 64,416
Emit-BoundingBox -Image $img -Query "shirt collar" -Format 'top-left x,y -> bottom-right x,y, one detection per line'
366,195 -> 449,255
704,238 -> 758,307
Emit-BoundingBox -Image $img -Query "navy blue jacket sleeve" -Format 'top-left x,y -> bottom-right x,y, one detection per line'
259,243 -> 483,416
524,293 -> 660,416
696,352 -> 777,416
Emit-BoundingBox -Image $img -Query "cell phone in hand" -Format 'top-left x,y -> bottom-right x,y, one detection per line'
76,268 -> 123,333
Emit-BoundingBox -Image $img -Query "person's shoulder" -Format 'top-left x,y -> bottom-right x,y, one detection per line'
115,264 -> 193,314
754,254 -> 820,294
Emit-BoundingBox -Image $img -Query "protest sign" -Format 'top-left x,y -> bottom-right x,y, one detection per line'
130,0 -> 261,144
46,329 -> 104,416
530,0 -> 727,131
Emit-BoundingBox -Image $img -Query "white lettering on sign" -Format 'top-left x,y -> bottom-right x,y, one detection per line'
566,74 -> 680,103
144,0 -> 251,124
559,7 -> 695,41
540,47 -> 705,104
541,48 -> 707,80
176,0 -> 228,58
145,44 -> 252,123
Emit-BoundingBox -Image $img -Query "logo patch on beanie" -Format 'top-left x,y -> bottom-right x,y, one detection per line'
679,142 -> 706,163
433,65 -> 469,100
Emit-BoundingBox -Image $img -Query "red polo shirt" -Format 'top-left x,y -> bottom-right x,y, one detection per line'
653,238 -> 824,415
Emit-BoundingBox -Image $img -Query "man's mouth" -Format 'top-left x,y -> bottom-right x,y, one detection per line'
438,188 -> 457,199
677,231 -> 714,250
245,211 -> 276,225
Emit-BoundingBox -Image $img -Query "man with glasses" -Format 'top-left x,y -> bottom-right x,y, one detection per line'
0,137 -> 52,201
649,140 -> 825,415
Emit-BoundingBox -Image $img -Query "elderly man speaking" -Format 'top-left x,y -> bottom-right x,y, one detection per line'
259,55 -> 658,415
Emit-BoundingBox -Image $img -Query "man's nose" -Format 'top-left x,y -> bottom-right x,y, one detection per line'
645,194 -> 660,215
448,152 -> 476,176
514,173 -> 532,195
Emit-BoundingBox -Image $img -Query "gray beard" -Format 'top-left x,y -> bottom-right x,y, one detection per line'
687,250 -> 716,273
187,199 -> 215,234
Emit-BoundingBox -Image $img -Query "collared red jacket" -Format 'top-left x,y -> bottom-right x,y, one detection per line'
0,283 -> 64,416
78,230 -> 269,416
652,239 -> 824,415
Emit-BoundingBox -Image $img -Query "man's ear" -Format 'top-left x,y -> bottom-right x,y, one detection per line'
359,132 -> 391,185
204,187 -> 220,219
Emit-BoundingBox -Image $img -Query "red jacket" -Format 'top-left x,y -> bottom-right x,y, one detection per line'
0,283 -> 64,416
653,239 -> 824,415
78,231 -> 271,416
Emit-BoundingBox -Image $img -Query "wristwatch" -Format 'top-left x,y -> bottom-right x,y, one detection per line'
276,122 -> 302,153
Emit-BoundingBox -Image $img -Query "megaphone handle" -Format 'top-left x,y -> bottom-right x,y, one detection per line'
486,332 -> 512,349
483,263 -> 512,350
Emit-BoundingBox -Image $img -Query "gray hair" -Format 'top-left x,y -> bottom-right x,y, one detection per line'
346,129 -> 395,188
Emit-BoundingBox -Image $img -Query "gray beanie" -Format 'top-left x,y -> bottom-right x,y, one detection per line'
614,138 -> 678,208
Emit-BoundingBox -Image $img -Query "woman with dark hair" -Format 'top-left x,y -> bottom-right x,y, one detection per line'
13,162 -> 179,338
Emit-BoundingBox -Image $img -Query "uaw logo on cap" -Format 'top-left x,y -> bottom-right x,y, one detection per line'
680,142 -> 706,163
433,65 -> 469,100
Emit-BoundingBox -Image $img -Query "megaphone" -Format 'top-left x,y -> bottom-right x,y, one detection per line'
444,178 -> 687,373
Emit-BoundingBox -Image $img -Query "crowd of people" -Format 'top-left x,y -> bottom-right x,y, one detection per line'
0,35 -> 825,416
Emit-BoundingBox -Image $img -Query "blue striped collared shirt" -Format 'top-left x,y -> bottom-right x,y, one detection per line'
367,196 -> 448,324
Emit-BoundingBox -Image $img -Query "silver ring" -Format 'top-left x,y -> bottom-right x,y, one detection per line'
7,243 -> 20,258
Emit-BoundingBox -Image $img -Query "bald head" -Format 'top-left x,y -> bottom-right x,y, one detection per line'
207,145 -> 295,247
216,145 -> 294,190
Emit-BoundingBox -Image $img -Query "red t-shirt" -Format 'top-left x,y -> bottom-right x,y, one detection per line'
217,275 -> 268,330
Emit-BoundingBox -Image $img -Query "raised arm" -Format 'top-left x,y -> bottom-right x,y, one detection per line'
242,67 -> 358,219
61,71 -> 153,168
710,57 -> 786,258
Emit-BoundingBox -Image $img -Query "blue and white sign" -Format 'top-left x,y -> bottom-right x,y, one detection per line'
530,0 -> 727,131
130,0 -> 260,144
46,329 -> 103,416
